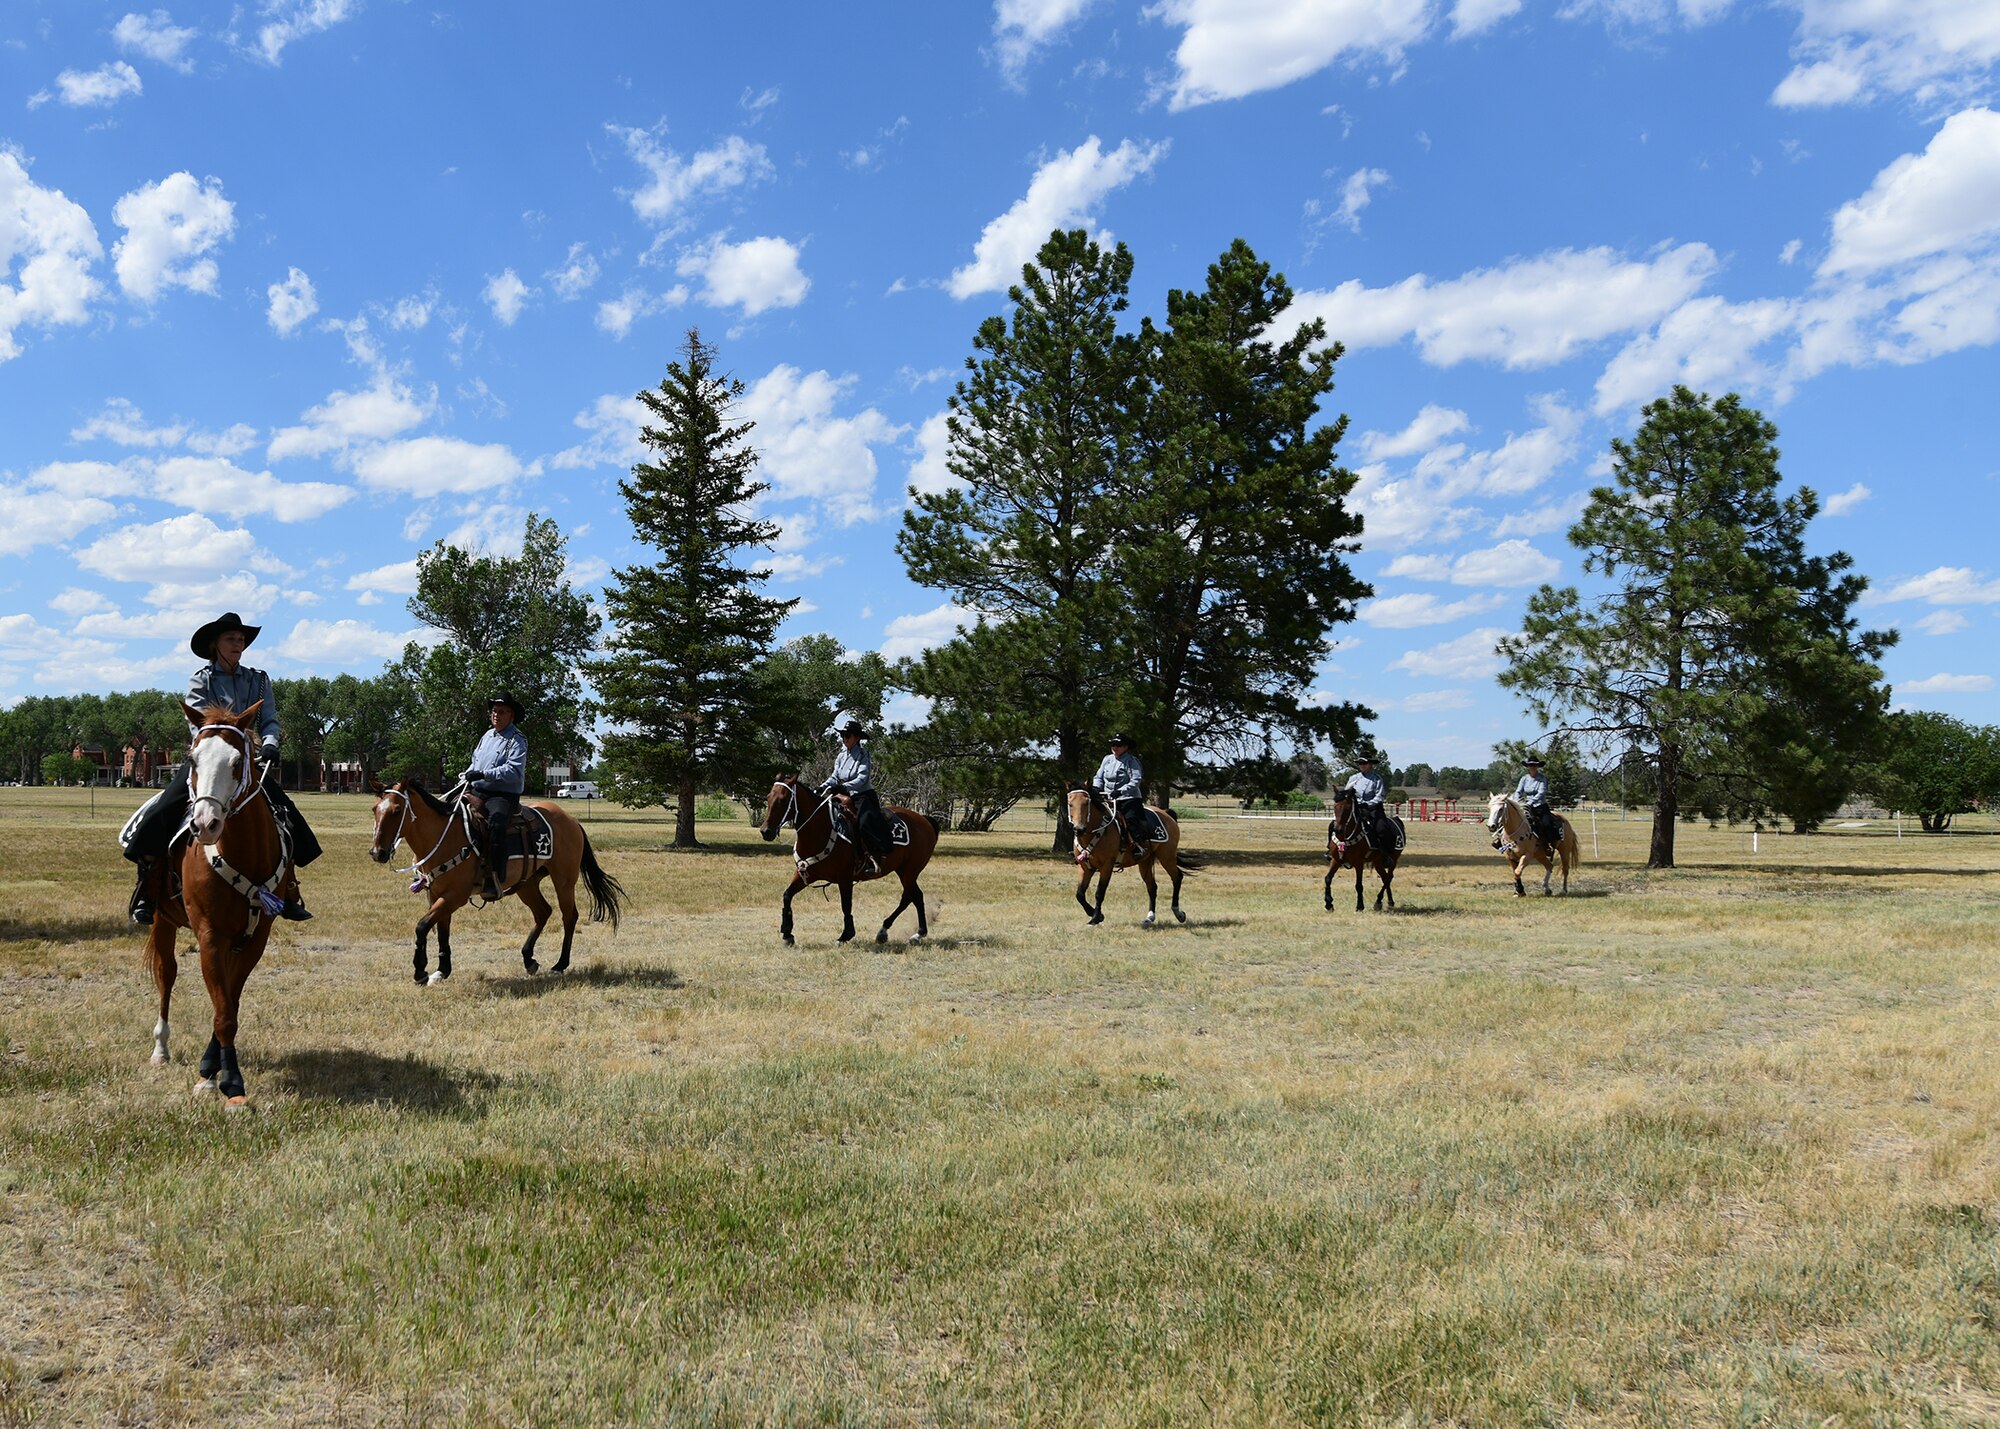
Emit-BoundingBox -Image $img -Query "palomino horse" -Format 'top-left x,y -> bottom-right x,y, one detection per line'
759,776 -> 938,945
1485,793 -> 1581,897
1324,788 -> 1403,912
1066,788 -> 1189,926
368,779 -> 626,983
144,702 -> 292,1106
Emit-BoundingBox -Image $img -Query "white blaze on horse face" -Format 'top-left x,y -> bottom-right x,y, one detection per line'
187,732 -> 243,842
1486,793 -> 1508,831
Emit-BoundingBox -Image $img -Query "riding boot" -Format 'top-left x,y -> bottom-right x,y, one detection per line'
129,856 -> 156,926
279,871 -> 312,922
483,828 -> 507,899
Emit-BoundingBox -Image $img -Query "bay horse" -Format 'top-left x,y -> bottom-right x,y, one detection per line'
1066,788 -> 1188,926
1324,788 -> 1403,912
143,702 -> 292,1106
759,776 -> 937,945
1485,793 -> 1581,897
368,779 -> 626,984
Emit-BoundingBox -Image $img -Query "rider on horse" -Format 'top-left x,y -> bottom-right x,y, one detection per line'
123,612 -> 319,924
1343,750 -> 1397,850
1515,755 -> 1561,845
1092,733 -> 1148,859
460,693 -> 528,900
817,715 -> 892,876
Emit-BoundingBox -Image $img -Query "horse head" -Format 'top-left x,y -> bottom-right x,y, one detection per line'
368,778 -> 408,864
1064,787 -> 1099,833
761,775 -> 802,842
1485,792 -> 1514,834
182,700 -> 263,843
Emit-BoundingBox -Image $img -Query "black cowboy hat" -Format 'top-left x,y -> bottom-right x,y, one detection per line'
487,692 -> 525,720
1355,751 -> 1378,763
1109,732 -> 1131,746
190,612 -> 261,659
1523,755 -> 1546,767
837,716 -> 865,736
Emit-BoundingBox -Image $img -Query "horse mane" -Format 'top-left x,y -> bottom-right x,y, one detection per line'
196,704 -> 249,726
408,780 -> 451,816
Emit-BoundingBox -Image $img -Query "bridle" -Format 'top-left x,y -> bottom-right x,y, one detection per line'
188,723 -> 262,825
376,780 -> 472,879
769,777 -> 846,877
1071,789 -> 1118,866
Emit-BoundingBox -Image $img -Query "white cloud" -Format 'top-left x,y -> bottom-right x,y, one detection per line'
27,459 -> 139,498
1448,538 -> 1561,586
994,0 -> 1096,79
880,603 -> 973,661
1492,492 -> 1585,538
676,234 -> 809,315
1899,672 -> 1994,694
1293,243 -> 1718,369
483,268 -> 534,325
1358,404 -> 1471,461
1870,566 -> 2000,604
42,61 -> 144,107
1361,592 -> 1506,627
740,366 -> 903,525
1389,627 -> 1508,678
189,423 -> 257,457
267,380 -> 432,460
1773,1 -> 2000,110
1780,238 -> 1803,265
345,559 -> 420,596
905,410 -> 958,498
49,587 -> 114,618
266,266 -> 317,335
1822,481 -> 1871,515
754,551 -> 843,582
549,392 -> 648,470
1154,0 -> 1434,109
1335,167 -> 1391,232
1398,688 -> 1476,712
1451,0 -> 1522,37
947,136 -> 1167,298
1820,109 -> 2000,278
1912,609 -> 1968,635
74,513 -> 272,583
250,0 -> 356,65
594,285 -> 687,339
0,614 -> 66,662
548,243 -> 599,300
0,151 -> 105,363
70,398 -> 183,448
386,292 -> 433,330
614,128 -> 773,226
1414,395 -> 1583,497
349,437 -> 526,497
111,172 -> 235,302
1382,553 -> 1454,581
1349,464 -> 1482,549
1593,294 -> 1794,414
275,618 -> 420,667
0,486 -> 118,556
147,455 -> 353,522
114,11 -> 198,71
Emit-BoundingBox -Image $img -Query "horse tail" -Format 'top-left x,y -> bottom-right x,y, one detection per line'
578,831 -> 627,929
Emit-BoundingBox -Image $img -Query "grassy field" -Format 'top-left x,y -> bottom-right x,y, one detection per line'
2,785 -> 1997,1426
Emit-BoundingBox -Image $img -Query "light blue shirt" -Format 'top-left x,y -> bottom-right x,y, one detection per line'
187,662 -> 280,755
1092,750 -> 1143,801
466,725 -> 528,795
820,742 -> 874,795
1515,771 -> 1549,805
1346,769 -> 1386,805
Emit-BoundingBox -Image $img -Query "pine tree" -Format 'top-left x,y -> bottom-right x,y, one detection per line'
1498,386 -> 1893,867
589,329 -> 796,847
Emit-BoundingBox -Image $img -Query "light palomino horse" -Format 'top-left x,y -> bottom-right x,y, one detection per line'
1485,793 -> 1581,897
144,702 -> 291,1107
1324,788 -> 1403,912
368,779 -> 626,984
1066,788 -> 1189,926
759,776 -> 938,946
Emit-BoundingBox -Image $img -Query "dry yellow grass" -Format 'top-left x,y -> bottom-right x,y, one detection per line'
2,786 -> 1997,1425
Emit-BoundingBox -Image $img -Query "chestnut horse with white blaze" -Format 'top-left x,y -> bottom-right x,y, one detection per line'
143,703 -> 291,1106
1485,792 -> 1581,896
759,776 -> 938,945
368,779 -> 625,983
1324,787 -> 1402,912
1066,788 -> 1189,926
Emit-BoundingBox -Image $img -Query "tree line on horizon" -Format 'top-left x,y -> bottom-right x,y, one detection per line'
4,231 -> 1987,863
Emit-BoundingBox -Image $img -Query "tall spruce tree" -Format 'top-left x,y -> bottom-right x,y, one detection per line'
898,229 -> 1138,846
1120,239 -> 1370,797
1498,386 -> 1893,867
589,329 -> 796,847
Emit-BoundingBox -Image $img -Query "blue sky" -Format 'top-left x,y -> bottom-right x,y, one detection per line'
2,0 -> 1996,769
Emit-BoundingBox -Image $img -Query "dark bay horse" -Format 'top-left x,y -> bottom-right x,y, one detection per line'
1324,788 -> 1403,912
760,776 -> 937,945
143,702 -> 290,1106
1066,788 -> 1189,926
369,779 -> 625,983
1484,793 -> 1581,896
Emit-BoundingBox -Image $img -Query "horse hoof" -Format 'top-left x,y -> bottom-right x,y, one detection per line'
427,970 -> 448,985
225,1095 -> 250,1112
782,935 -> 795,947
838,932 -> 857,945
150,1052 -> 169,1067
193,1078 -> 217,1095
907,932 -> 925,944
1174,910 -> 1187,924
875,930 -> 888,945
1088,914 -> 1104,926
1143,912 -> 1157,926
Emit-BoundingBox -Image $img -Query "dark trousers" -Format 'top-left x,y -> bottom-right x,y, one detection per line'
1116,796 -> 1148,843
480,793 -> 520,878
1358,803 -> 1393,848
1527,802 -> 1560,844
852,789 -> 892,853
124,764 -> 321,866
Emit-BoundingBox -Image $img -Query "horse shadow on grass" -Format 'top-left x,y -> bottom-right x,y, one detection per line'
474,963 -> 687,999
1,912 -> 132,947
265,1048 -> 497,1117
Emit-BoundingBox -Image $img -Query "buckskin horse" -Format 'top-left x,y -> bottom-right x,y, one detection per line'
1484,792 -> 1581,897
368,778 -> 626,983
1324,787 -> 1404,912
1066,788 -> 1189,926
142,703 -> 293,1106
759,776 -> 937,945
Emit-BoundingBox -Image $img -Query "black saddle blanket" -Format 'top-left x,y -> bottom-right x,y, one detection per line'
504,809 -> 554,862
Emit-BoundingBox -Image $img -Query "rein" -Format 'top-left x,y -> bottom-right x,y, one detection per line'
771,780 -> 846,879
187,723 -> 289,927
1072,792 -> 1118,867
383,781 -> 477,890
